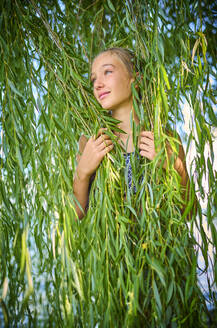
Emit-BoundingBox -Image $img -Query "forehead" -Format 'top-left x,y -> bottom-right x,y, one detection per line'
91,52 -> 128,74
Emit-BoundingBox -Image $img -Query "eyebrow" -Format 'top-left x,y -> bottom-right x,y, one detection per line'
91,64 -> 115,78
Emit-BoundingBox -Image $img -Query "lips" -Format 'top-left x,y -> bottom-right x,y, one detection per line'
99,91 -> 110,100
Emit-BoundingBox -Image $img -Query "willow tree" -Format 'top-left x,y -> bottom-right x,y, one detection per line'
0,0 -> 216,327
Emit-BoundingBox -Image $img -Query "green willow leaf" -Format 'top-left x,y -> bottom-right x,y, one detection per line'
7,79 -> 24,98
0,0 -> 216,326
153,280 -> 162,314
107,0 -> 115,12
146,254 -> 166,288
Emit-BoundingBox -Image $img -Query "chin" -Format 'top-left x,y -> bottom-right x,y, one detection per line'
101,103 -> 113,110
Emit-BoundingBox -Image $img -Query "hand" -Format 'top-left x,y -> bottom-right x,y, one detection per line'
77,129 -> 113,180
138,131 -> 156,161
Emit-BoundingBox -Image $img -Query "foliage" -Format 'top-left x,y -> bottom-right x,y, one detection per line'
0,0 -> 216,327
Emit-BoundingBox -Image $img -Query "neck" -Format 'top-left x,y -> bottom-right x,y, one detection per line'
111,102 -> 140,134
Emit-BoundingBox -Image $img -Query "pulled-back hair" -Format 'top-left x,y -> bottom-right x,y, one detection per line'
93,47 -> 143,76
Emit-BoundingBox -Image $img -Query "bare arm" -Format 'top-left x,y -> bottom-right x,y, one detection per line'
139,131 -> 190,213
73,135 -> 90,220
73,129 -> 113,220
139,131 -> 188,186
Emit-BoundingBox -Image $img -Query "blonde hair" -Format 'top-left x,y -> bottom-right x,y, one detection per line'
93,47 -> 137,76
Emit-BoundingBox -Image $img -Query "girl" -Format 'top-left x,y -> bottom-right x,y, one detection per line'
73,48 -> 188,220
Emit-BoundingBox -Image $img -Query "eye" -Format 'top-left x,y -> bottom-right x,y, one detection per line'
105,70 -> 112,75
91,77 -> 96,85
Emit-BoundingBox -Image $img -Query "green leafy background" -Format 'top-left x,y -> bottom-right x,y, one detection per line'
0,0 -> 216,327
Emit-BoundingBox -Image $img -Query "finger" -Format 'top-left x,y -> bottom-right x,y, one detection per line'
95,134 -> 111,146
103,139 -> 113,147
140,150 -> 153,160
139,137 -> 154,147
102,144 -> 114,155
139,143 -> 154,151
140,131 -> 154,139
96,128 -> 107,138
97,139 -> 113,151
140,150 -> 149,157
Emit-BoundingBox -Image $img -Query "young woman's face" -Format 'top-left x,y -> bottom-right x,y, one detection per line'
91,52 -> 134,111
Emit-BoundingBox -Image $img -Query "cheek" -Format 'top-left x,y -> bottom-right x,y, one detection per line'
123,81 -> 132,97
121,76 -> 132,91
93,88 -> 97,99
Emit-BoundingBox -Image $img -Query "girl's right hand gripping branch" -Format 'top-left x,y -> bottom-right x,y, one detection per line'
76,128 -> 114,181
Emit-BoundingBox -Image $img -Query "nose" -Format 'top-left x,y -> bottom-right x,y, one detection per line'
94,76 -> 104,89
